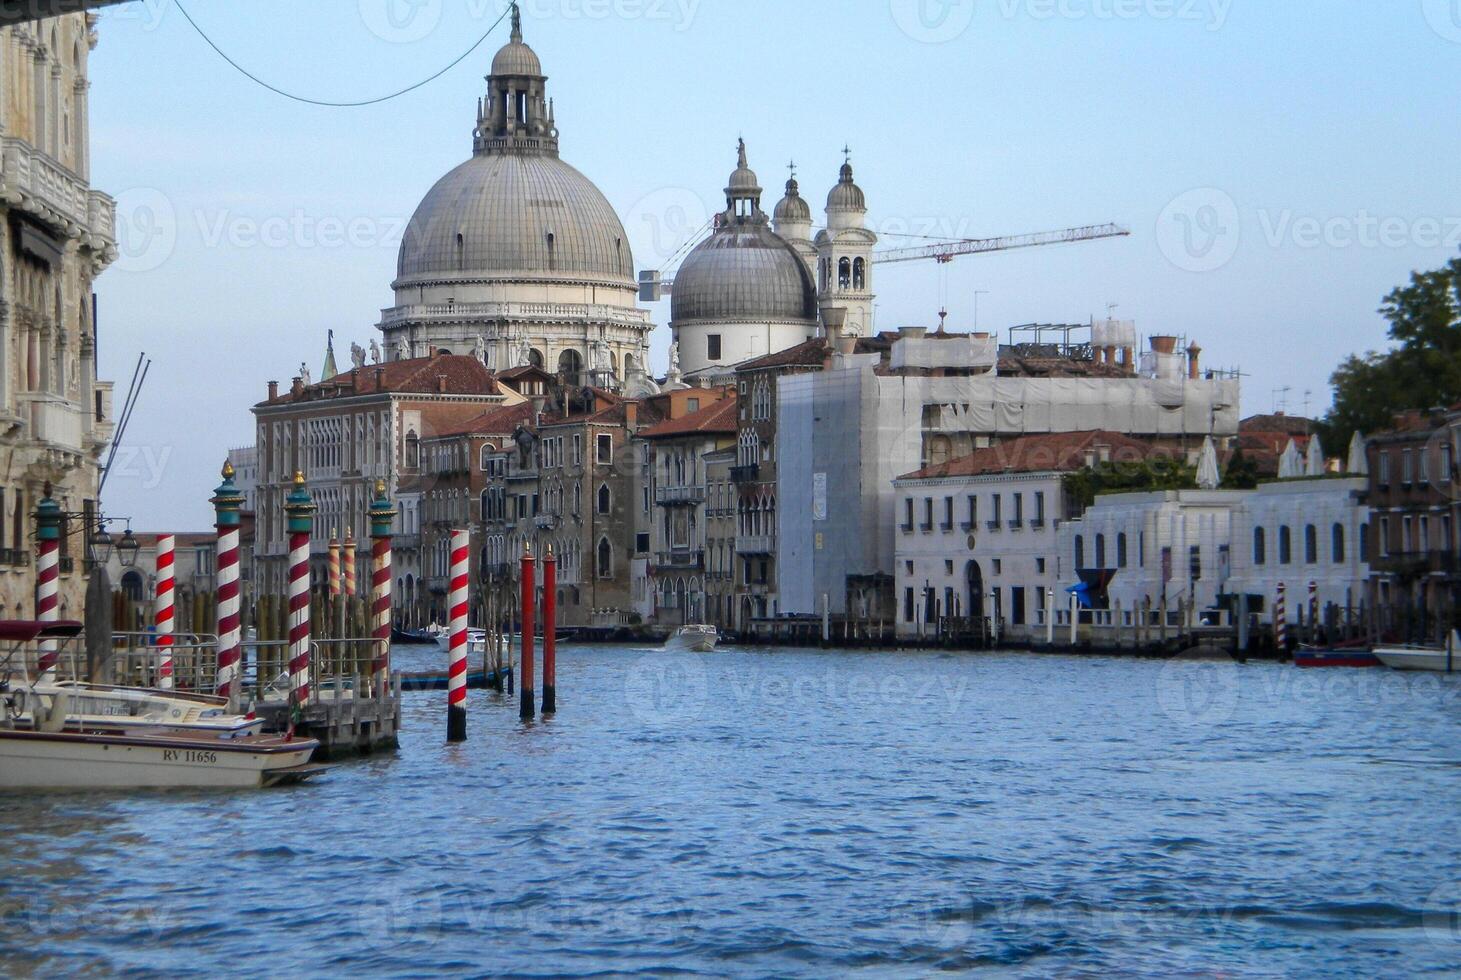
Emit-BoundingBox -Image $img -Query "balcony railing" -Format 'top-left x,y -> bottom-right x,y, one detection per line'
0,549 -> 28,567
653,549 -> 705,570
533,514 -> 559,530
736,535 -> 773,556
986,520 -> 1002,532
655,485 -> 706,506
0,136 -> 117,246
730,464 -> 760,484
900,522 -> 914,534
960,521 -> 975,532
26,396 -> 84,449
1376,551 -> 1458,577
379,299 -> 652,331
939,522 -> 954,532
919,522 -> 933,533
1008,519 -> 1024,530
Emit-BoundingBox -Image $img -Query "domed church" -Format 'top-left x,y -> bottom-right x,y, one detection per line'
670,142 -> 878,378
380,6 -> 653,389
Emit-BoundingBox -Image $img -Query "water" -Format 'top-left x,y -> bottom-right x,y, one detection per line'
3,645 -> 1461,977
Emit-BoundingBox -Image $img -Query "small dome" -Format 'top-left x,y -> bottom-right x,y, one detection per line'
671,222 -> 818,326
492,40 -> 542,77
774,177 -> 811,224
725,139 -> 762,199
827,160 -> 866,211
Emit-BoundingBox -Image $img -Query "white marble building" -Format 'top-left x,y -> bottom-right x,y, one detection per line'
0,13 -> 116,619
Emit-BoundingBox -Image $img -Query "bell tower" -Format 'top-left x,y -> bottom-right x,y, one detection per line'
814,148 -> 877,337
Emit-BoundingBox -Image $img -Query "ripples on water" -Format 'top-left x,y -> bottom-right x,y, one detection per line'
2,646 -> 1460,977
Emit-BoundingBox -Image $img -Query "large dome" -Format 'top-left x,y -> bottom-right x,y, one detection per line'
671,222 -> 817,325
395,152 -> 634,288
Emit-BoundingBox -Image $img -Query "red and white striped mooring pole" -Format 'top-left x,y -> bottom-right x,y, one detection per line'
1275,582 -> 1288,653
284,473 -> 316,726
447,529 -> 470,742
211,462 -> 246,711
327,532 -> 341,597
154,533 -> 176,689
542,545 -> 556,715
520,543 -> 535,721
34,487 -> 62,682
343,528 -> 357,598
369,482 -> 396,699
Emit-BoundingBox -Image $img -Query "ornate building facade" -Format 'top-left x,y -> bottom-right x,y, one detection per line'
0,13 -> 116,619
379,9 -> 653,391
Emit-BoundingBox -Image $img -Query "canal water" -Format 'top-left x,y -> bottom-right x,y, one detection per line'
3,645 -> 1461,976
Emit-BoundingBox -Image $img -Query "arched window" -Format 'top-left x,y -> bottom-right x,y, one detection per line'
557,349 -> 583,385
853,257 -> 866,290
1278,526 -> 1292,565
597,483 -> 611,515
1332,523 -> 1345,563
405,431 -> 420,469
838,257 -> 851,289
528,348 -> 544,369
1116,532 -> 1128,568
1095,534 -> 1107,569
1304,525 -> 1318,564
1074,535 -> 1085,569
597,537 -> 612,579
1253,527 -> 1266,565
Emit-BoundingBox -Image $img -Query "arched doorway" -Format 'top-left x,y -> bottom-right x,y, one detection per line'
965,561 -> 984,621
557,349 -> 583,385
120,570 -> 145,602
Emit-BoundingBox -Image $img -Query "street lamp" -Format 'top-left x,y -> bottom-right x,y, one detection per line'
89,525 -> 114,565
116,527 -> 141,568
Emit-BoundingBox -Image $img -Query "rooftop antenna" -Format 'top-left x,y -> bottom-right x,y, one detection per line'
1302,389 -> 1314,419
1106,302 -> 1119,320
1273,386 -> 1292,415
937,308 -> 948,333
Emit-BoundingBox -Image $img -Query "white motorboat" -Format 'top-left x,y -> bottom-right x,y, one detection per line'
8,681 -> 264,738
668,624 -> 718,653
435,628 -> 487,652
1374,632 -> 1461,672
0,728 -> 322,790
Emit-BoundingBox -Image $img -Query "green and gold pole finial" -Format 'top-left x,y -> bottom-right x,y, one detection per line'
284,471 -> 316,534
369,479 -> 398,539
211,459 -> 246,528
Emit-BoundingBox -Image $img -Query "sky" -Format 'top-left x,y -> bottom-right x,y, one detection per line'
87,0 -> 1461,528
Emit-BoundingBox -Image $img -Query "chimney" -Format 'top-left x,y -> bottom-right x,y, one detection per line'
1150,335 -> 1178,355
625,401 -> 638,428
899,325 -> 928,339
1186,342 -> 1202,380
822,306 -> 848,344
290,377 -> 304,397
267,380 -> 279,400
437,375 -> 449,394
837,334 -> 857,356
350,367 -> 360,388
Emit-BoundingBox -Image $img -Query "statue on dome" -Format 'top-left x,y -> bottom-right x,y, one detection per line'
369,339 -> 381,364
668,340 -> 681,376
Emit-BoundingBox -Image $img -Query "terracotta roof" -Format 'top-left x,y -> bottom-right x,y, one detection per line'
425,403 -> 535,439
1240,413 -> 1314,436
897,430 -> 1160,481
637,396 -> 738,439
736,338 -> 829,372
259,355 -> 499,406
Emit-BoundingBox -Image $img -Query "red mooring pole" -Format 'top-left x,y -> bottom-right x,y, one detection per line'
543,546 -> 556,714
447,529 -> 469,742
520,544 -> 535,720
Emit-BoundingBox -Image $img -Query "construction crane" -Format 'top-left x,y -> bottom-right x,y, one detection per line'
875,222 -> 1129,264
639,221 -> 1130,301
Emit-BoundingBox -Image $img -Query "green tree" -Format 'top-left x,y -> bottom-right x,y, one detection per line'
1221,446 -> 1260,489
1320,254 -> 1461,447
1062,456 -> 1197,515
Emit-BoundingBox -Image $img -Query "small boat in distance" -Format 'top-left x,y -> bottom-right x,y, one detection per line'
1373,632 -> 1461,673
400,665 -> 512,692
392,625 -> 439,646
1293,641 -> 1381,668
668,624 -> 718,653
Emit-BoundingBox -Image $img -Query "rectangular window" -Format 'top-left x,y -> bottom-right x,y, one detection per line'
1379,452 -> 1391,486
1403,450 -> 1414,485
1189,545 -> 1202,581
904,587 -> 915,623
1379,516 -> 1390,557
597,434 -> 613,464
922,498 -> 933,532
991,494 -> 1002,525
1036,557 -> 1047,574
1010,587 -> 1026,626
966,495 -> 977,528
1034,491 -> 1045,524
903,497 -> 914,532
707,334 -> 722,361
635,532 -> 650,554
942,496 -> 954,530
